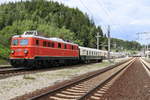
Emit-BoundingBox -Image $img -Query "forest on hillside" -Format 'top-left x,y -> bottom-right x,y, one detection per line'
0,0 -> 141,59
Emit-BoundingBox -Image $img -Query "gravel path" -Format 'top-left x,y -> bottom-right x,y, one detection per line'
101,58 -> 150,100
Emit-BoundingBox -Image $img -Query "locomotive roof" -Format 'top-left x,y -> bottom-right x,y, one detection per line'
12,35 -> 78,45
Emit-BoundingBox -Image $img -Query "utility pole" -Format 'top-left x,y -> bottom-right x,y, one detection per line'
146,44 -> 149,58
108,25 -> 111,61
136,32 -> 150,57
96,32 -> 101,49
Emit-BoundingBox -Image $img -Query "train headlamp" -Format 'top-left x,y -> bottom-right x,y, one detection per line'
24,50 -> 28,54
11,50 -> 15,54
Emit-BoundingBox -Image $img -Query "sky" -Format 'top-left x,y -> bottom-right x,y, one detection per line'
1,0 -> 150,44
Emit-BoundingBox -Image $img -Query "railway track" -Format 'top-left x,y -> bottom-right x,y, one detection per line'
0,67 -> 26,74
0,66 -> 11,69
27,58 -> 135,100
0,62 -> 112,79
0,64 -> 84,79
0,67 -> 31,79
140,58 -> 150,72
0,67 -> 66,79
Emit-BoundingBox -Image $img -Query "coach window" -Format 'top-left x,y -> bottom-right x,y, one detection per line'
36,40 -> 39,45
58,43 -> 61,48
71,45 -> 74,50
43,41 -> 47,47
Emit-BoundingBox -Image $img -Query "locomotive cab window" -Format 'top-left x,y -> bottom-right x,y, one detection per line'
12,39 -> 18,45
20,39 -> 28,45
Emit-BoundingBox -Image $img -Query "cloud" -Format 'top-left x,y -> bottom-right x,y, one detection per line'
130,19 -> 150,25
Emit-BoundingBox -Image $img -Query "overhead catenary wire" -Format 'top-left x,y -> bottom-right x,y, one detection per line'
79,0 -> 113,36
79,0 -> 109,33
95,0 -> 123,35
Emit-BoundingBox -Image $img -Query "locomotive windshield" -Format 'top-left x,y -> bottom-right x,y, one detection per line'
20,39 -> 28,45
12,39 -> 18,45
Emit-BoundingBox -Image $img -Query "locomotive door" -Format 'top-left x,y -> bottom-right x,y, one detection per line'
35,39 -> 40,57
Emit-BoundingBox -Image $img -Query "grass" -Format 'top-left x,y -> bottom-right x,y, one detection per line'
23,75 -> 36,80
0,58 -> 9,65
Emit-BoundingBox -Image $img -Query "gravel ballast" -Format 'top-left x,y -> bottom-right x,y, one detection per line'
0,58 -> 129,100
101,58 -> 150,100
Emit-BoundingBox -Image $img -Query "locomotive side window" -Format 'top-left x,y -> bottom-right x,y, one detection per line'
64,44 -> 67,49
20,39 -> 28,45
58,43 -> 61,48
52,42 -> 54,47
12,39 -> 18,45
43,41 -> 47,47
48,42 -> 51,47
76,46 -> 78,50
36,40 -> 39,45
73,46 -> 76,50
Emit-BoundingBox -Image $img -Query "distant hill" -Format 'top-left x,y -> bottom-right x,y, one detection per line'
0,0 -> 141,60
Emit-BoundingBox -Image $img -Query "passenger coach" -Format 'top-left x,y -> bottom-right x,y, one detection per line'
79,47 -> 104,63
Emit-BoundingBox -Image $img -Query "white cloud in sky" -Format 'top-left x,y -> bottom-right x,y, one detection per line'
1,0 -> 150,42
50,0 -> 150,41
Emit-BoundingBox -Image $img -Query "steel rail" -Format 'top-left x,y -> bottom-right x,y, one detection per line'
0,67 -> 28,74
0,66 -> 12,69
78,59 -> 135,100
141,59 -> 150,71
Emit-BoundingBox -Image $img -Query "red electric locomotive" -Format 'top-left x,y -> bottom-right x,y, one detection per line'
10,31 -> 79,68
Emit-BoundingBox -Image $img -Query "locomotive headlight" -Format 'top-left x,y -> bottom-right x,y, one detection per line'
24,50 -> 28,54
11,50 -> 15,54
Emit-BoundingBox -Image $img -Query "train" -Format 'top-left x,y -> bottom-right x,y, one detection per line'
9,31 -> 126,68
